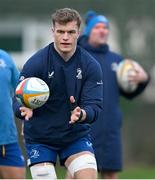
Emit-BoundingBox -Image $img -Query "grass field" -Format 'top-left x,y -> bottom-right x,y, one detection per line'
118,167 -> 155,179
26,166 -> 155,179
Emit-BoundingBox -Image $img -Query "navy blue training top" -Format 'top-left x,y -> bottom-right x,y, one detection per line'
13,43 -> 103,148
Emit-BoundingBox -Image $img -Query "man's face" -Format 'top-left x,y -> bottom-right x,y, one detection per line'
89,23 -> 109,46
53,21 -> 80,54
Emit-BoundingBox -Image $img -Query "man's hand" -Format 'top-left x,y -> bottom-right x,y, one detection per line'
128,62 -> 148,85
69,96 -> 86,124
20,107 -> 33,120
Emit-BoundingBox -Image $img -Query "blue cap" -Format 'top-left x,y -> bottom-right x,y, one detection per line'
83,11 -> 109,36
85,10 -> 97,25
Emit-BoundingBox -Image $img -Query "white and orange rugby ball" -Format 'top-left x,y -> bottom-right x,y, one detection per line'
116,59 -> 138,93
16,77 -> 50,109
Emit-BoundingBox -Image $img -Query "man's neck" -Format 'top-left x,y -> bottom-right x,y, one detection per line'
88,41 -> 101,48
54,44 -> 76,62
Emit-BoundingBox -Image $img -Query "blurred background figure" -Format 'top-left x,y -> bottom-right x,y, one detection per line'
0,49 -> 25,179
78,11 -> 150,179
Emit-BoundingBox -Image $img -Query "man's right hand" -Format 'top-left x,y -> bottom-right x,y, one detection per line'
20,107 -> 33,120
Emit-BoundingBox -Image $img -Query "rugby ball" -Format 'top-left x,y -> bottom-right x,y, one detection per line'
16,77 -> 50,109
116,59 -> 138,93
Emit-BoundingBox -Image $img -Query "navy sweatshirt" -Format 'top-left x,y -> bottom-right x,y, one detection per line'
78,35 -> 149,147
13,43 -> 103,148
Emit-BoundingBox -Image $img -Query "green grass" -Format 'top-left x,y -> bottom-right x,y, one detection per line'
26,166 -> 155,179
119,167 -> 155,179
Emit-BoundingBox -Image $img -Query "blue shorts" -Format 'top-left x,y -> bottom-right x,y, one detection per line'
0,142 -> 25,167
26,135 -> 94,166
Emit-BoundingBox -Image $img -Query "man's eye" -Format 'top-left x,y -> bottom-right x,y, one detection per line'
57,30 -> 64,34
68,31 -> 76,34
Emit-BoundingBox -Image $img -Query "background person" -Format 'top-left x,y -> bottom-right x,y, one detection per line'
0,49 -> 25,179
78,11 -> 150,179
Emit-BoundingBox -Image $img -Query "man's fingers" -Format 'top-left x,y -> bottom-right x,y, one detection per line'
74,111 -> 81,118
71,107 -> 81,117
25,115 -> 29,121
69,115 -> 75,124
21,111 -> 26,116
70,96 -> 75,104
20,107 -> 27,111
69,115 -> 78,124
76,107 -> 81,112
70,107 -> 81,124
19,106 -> 33,120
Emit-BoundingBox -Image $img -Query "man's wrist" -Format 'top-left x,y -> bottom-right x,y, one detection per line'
77,109 -> 86,122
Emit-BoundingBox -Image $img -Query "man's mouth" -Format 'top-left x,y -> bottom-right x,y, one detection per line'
61,43 -> 71,46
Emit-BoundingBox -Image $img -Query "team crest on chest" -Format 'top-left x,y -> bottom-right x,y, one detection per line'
76,68 -> 82,79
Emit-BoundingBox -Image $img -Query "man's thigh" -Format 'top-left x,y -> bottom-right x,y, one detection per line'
60,136 -> 97,179
65,151 -> 97,179
0,166 -> 25,179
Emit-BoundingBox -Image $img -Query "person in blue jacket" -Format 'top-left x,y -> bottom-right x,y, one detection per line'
0,49 -> 25,178
13,8 -> 103,179
78,11 -> 149,179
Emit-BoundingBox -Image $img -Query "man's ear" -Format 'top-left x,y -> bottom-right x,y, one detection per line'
77,30 -> 81,38
52,27 -> 54,33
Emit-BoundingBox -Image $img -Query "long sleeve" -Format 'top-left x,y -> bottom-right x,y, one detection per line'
13,51 -> 43,119
80,61 -> 103,124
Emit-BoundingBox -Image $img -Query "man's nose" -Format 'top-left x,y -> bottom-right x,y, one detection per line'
63,32 -> 69,40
